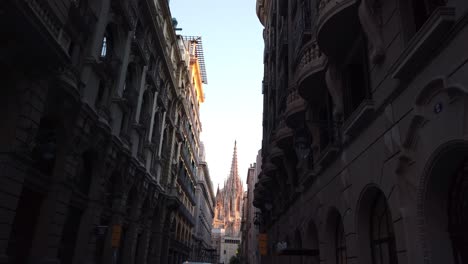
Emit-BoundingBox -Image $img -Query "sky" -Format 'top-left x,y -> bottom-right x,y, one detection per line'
169,0 -> 264,191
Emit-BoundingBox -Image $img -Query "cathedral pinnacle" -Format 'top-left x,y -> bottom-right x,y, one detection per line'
230,141 -> 239,182
212,140 -> 244,236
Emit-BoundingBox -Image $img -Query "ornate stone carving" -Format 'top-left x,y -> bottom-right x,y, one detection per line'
325,62 -> 343,120
358,0 -> 385,64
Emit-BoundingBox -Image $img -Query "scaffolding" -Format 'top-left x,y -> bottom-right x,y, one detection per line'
182,36 -> 208,84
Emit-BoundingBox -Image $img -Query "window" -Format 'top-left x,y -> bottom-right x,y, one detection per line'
370,193 -> 398,264
335,217 -> 347,264
100,36 -> 108,58
448,162 -> 468,263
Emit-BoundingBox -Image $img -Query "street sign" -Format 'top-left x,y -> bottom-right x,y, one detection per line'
111,224 -> 122,248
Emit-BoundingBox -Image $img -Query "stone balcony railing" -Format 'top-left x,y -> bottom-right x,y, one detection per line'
296,40 -> 326,75
296,40 -> 327,102
269,141 -> 284,164
275,115 -> 294,150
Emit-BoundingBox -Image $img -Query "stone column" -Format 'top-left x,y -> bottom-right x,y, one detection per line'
160,207 -> 176,264
27,143 -> 79,264
135,66 -> 148,124
358,0 -> 385,64
121,185 -> 146,264
79,0 -> 111,105
101,189 -> 129,264
72,151 -> 111,264
135,213 -> 152,264
148,204 -> 167,263
155,111 -> 167,184
148,92 -> 159,142
116,31 -> 135,97
325,61 -> 344,121
0,79 -> 48,264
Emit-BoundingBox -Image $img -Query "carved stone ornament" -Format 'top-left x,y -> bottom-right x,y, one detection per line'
325,62 -> 344,120
358,0 -> 385,64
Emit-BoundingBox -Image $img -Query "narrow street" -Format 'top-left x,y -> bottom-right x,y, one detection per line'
0,1 -> 467,264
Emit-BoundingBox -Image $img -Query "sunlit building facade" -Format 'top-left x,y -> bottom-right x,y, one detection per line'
212,142 -> 244,263
255,0 -> 468,263
0,1 -> 210,264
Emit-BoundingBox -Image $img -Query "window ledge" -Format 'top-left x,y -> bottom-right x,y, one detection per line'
390,7 -> 456,79
343,99 -> 375,139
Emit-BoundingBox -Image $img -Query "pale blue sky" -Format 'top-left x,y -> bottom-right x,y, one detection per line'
169,0 -> 264,190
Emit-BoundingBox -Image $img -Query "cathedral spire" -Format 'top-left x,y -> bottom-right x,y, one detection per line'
212,140 -> 243,237
229,140 -> 239,182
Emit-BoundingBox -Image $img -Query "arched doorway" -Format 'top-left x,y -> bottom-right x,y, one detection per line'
304,220 -> 320,264
422,146 -> 468,263
325,209 -> 347,264
357,187 -> 398,264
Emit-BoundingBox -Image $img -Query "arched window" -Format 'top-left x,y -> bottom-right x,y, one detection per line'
100,35 -> 108,58
448,162 -> 468,263
335,216 -> 347,264
370,192 -> 398,264
100,28 -> 113,59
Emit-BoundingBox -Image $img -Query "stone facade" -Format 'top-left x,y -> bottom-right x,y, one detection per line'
241,151 -> 262,264
191,143 -> 217,263
254,0 -> 468,264
0,1 -> 210,264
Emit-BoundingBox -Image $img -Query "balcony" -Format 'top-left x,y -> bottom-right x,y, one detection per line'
285,85 -> 307,129
269,143 -> 284,164
262,160 -> 277,177
253,182 -> 270,204
7,0 -> 73,65
296,40 -> 327,102
258,173 -> 274,186
276,115 -> 294,150
317,0 -> 359,57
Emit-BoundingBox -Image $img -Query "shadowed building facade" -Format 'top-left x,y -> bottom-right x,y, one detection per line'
254,0 -> 468,264
240,151 -> 262,264
0,1 -> 210,264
